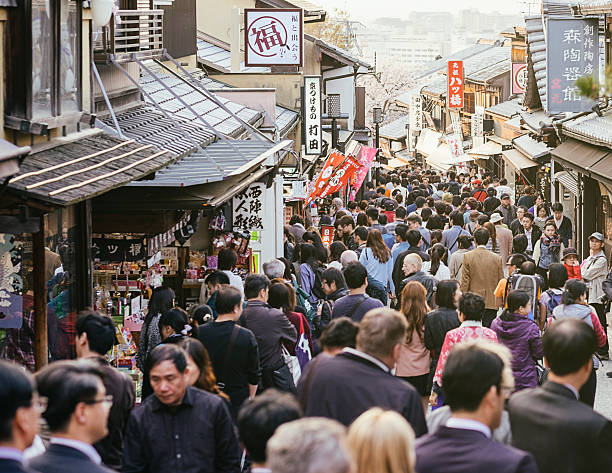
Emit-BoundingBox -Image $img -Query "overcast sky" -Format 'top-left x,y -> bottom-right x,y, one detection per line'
320,0 -> 526,20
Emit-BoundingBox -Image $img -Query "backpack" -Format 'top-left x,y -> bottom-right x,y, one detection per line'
544,289 -> 563,317
473,189 -> 487,202
293,281 -> 316,325
505,272 -> 541,319
312,265 -> 326,301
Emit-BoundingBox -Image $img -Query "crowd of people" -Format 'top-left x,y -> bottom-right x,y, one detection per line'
2,167 -> 612,473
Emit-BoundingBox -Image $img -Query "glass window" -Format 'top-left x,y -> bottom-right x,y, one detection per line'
60,0 -> 80,113
31,2 -> 53,118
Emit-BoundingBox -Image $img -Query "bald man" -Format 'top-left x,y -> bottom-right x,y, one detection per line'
398,254 -> 437,307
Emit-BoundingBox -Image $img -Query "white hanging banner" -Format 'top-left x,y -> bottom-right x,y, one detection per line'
303,76 -> 322,155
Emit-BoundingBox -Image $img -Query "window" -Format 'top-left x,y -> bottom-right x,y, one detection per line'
5,1 -> 81,122
464,92 -> 475,114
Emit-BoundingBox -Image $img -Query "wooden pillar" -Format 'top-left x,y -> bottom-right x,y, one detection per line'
33,215 -> 47,371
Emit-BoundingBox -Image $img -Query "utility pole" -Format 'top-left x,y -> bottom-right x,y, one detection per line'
373,107 -> 383,186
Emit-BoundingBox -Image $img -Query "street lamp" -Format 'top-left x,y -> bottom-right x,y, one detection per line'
327,94 -> 342,150
373,106 -> 383,186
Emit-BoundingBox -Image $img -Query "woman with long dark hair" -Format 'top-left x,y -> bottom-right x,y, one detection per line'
328,241 -> 347,270
159,308 -> 194,342
484,221 -> 499,254
491,290 -> 542,391
397,281 -> 430,412
299,243 -> 325,305
179,338 -> 229,401
551,279 -> 607,406
136,286 -> 175,371
422,243 -> 450,280
302,230 -> 328,264
359,229 -> 395,298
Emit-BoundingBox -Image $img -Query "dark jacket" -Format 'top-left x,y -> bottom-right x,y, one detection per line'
89,357 -> 135,470
497,204 -> 517,227
602,268 -> 612,299
415,426 -> 538,473
342,234 -> 358,251
122,386 -> 240,473
297,350 -> 427,436
316,288 -> 348,337
424,308 -> 460,359
508,381 -> 612,473
29,444 -> 116,473
399,271 -> 437,307
392,247 -> 430,298
491,312 -> 542,390
0,459 -> 39,473
484,196 -> 501,214
241,300 -> 297,370
516,224 -> 542,252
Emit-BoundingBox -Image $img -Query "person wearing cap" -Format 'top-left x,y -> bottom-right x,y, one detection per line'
496,193 -> 517,228
470,180 -> 487,202
581,232 -> 609,360
491,212 -> 513,277
562,247 -> 582,280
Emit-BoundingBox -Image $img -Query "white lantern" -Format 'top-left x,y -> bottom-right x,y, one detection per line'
91,0 -> 115,27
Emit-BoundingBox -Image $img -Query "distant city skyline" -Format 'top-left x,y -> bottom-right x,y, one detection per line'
320,0 -> 526,20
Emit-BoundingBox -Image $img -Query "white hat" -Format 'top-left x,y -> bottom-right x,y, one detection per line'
490,213 -> 503,224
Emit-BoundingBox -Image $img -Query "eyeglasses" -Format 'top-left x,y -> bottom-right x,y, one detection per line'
83,394 -> 114,406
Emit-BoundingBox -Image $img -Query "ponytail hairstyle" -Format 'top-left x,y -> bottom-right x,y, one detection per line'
159,308 -> 193,338
483,222 -> 497,252
429,243 -> 447,276
561,279 -> 587,306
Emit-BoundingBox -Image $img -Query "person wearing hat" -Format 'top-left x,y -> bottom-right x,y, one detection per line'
470,180 -> 487,202
562,247 -> 582,280
581,232 -> 609,360
491,212 -> 513,277
496,193 -> 517,227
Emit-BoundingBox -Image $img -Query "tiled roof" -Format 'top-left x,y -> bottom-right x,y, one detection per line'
486,97 -> 525,118
505,115 -> 522,129
519,110 -> 552,133
101,104 -> 215,157
422,76 -> 449,97
513,134 -> 551,159
467,58 -> 511,83
379,115 -> 410,140
395,86 -> 425,107
305,34 -> 372,70
139,71 -> 262,138
8,131 -> 172,206
562,112 -> 612,149
415,44 -> 494,80
196,37 -> 270,73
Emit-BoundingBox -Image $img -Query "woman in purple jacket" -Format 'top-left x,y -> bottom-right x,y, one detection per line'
491,290 -> 543,391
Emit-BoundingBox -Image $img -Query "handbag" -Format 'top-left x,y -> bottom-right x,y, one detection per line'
295,315 -> 312,369
282,345 -> 302,386
535,360 -> 549,385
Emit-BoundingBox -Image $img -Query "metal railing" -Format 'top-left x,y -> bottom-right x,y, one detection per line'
94,10 -> 164,63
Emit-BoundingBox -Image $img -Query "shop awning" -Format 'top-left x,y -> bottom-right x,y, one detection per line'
386,152 -> 414,169
379,115 -> 410,141
204,167 -> 274,207
551,138 -> 610,175
0,139 -> 30,179
513,134 -> 551,160
426,144 -> 474,172
416,129 -> 442,157
8,130 -> 172,206
128,140 -> 292,187
553,170 -> 579,196
488,135 -> 513,147
501,149 -> 539,174
468,140 -> 502,158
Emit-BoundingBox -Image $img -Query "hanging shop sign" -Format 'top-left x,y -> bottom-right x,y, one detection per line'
233,183 -> 266,231
512,63 -> 528,94
409,94 -> 423,131
321,225 -> 334,248
0,234 -> 23,328
447,60 -> 464,108
303,76 -> 322,155
92,237 -> 147,262
546,17 -> 599,113
447,134 -> 465,159
244,8 -> 303,67
308,151 -> 361,202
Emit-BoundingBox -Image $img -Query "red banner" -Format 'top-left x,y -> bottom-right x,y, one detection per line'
308,151 -> 361,202
350,145 -> 377,200
447,60 -> 464,108
321,225 -> 334,248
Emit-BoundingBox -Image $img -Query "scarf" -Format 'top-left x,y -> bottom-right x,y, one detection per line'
541,234 -> 561,255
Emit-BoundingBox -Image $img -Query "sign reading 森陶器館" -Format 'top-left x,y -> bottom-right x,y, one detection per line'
233,183 -> 266,231
244,9 -> 303,67
447,60 -> 464,109
546,17 -> 599,114
303,76 -> 322,155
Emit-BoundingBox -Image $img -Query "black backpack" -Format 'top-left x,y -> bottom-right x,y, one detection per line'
312,265 -> 326,300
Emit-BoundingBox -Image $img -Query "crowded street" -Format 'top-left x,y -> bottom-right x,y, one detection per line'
1,1 -> 612,473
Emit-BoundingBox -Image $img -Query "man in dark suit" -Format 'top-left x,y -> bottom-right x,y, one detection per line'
415,339 -> 537,473
508,318 -> 612,473
0,361 -> 41,473
297,308 -> 427,436
29,360 -> 115,473
75,311 -> 135,470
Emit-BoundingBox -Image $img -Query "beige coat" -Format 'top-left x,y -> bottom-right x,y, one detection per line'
461,246 -> 505,310
495,225 -> 514,274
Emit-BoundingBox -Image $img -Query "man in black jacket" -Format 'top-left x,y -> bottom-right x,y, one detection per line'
30,360 -> 115,473
75,311 -> 135,471
241,274 -> 297,392
0,361 -> 41,473
297,308 -> 427,436
392,229 -> 430,301
515,212 -> 541,255
508,319 -> 612,473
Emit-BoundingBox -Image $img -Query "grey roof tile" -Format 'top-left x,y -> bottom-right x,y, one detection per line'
562,111 -> 612,149
379,115 -> 410,140
513,134 -> 551,159
486,97 -> 525,118
415,44 -> 494,80
196,38 -> 271,73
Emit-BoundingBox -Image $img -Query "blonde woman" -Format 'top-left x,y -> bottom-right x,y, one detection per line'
348,407 -> 416,473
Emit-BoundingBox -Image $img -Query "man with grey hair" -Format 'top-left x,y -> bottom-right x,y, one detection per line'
267,418 -> 351,473
339,250 -> 358,269
297,308 -> 427,435
263,259 -> 285,280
